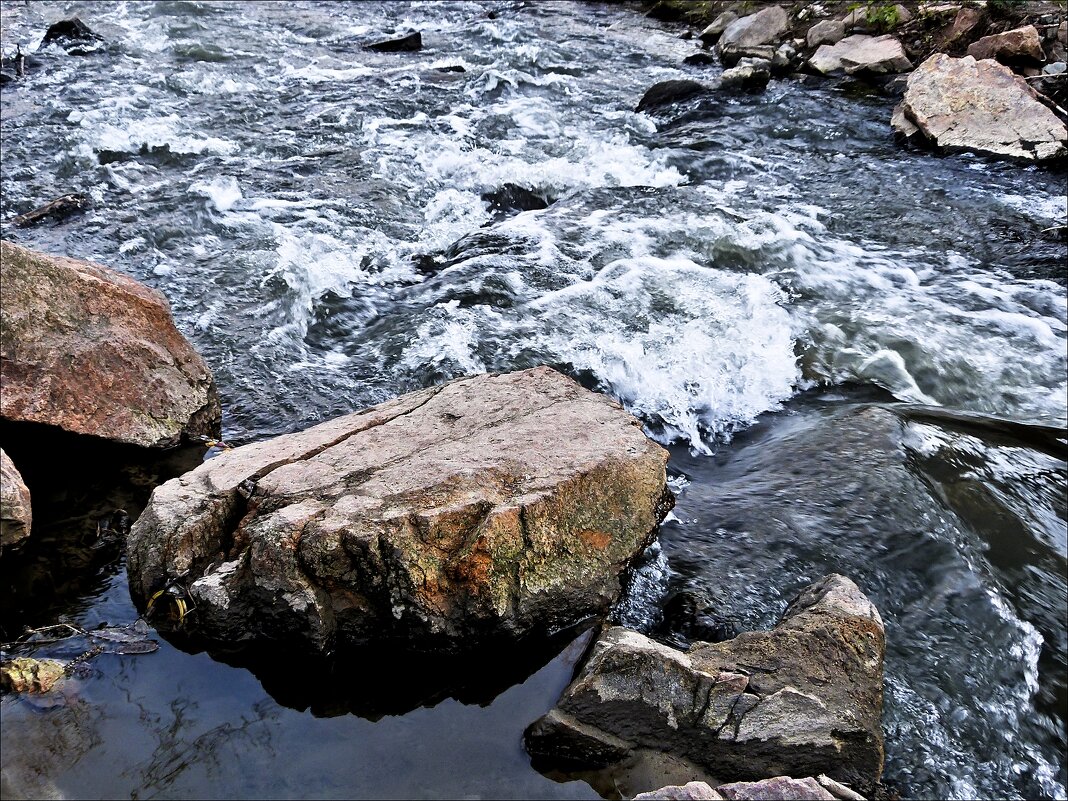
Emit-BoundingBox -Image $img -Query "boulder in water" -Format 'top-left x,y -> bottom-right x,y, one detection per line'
893,53 -> 1068,161
637,79 -> 710,112
525,575 -> 886,792
720,58 -> 772,93
365,31 -> 422,53
0,448 -> 32,551
0,241 -> 221,448
41,18 -> 101,47
127,367 -> 673,653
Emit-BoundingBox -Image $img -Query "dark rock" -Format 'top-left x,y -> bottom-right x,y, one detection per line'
656,589 -> 737,647
636,79 -> 709,112
525,575 -> 886,792
435,64 -> 466,73
41,18 -> 101,47
683,52 -> 718,66
481,183 -> 551,216
11,193 -> 89,228
646,2 -> 686,23
0,70 -> 15,85
0,241 -> 222,448
365,31 -> 422,53
126,367 -> 673,654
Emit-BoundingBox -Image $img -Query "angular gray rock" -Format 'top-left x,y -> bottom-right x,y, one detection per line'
807,21 -> 846,49
127,367 -> 673,652
718,776 -> 834,800
0,241 -> 221,448
0,448 -> 32,551
718,7 -> 790,52
699,11 -> 740,45
893,54 -> 1068,161
525,575 -> 885,792
808,35 -> 912,75
635,782 -> 723,800
967,25 -> 1045,65
634,776 -> 868,801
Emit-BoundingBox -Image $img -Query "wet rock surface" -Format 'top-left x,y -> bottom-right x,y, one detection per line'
127,367 -> 672,653
0,241 -> 221,448
365,30 -> 422,52
525,575 -> 885,792
0,448 -> 32,551
893,53 -> 1067,161
637,79 -> 710,111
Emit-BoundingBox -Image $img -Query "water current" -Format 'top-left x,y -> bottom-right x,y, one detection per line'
1,2 -> 1065,799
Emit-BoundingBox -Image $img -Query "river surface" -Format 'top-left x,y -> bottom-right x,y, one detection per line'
1,2 -> 1065,799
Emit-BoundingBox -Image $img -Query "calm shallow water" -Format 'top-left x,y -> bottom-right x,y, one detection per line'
1,1 -> 1065,799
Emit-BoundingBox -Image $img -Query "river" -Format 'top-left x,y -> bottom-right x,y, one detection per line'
1,1 -> 1065,799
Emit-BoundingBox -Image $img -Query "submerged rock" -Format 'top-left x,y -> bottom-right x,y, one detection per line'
525,575 -> 885,791
0,241 -> 221,448
482,183 -> 551,217
0,448 -> 32,551
0,657 -> 65,693
637,79 -> 710,112
41,18 -> 101,48
127,367 -> 672,653
365,31 -> 422,53
632,79 -> 709,112
893,53 -> 1067,161
808,35 -> 912,75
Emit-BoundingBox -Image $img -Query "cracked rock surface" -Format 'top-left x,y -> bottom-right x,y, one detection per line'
0,241 -> 221,448
892,54 -> 1067,162
524,575 -> 885,792
127,367 -> 672,652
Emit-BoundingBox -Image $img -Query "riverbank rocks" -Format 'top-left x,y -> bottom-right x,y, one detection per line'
0,449 -> 32,551
127,367 -> 673,653
717,6 -> 789,52
807,20 -> 846,49
893,53 -> 1068,161
967,25 -> 1045,66
0,241 -> 221,448
636,775 -> 868,800
525,575 -> 885,792
808,35 -> 912,75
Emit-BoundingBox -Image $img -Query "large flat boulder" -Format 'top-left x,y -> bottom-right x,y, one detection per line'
0,448 -> 31,551
808,35 -> 912,75
0,241 -> 221,448
127,367 -> 673,652
525,575 -> 885,792
893,54 -> 1068,161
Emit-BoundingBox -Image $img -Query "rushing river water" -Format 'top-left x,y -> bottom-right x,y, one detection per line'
1,1 -> 1066,799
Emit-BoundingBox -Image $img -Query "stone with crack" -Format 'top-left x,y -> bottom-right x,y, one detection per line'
524,575 -> 885,793
127,367 -> 672,652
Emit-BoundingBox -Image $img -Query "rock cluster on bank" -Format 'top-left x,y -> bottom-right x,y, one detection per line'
640,0 -> 1068,163
526,574 -> 885,792
127,367 -> 673,652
